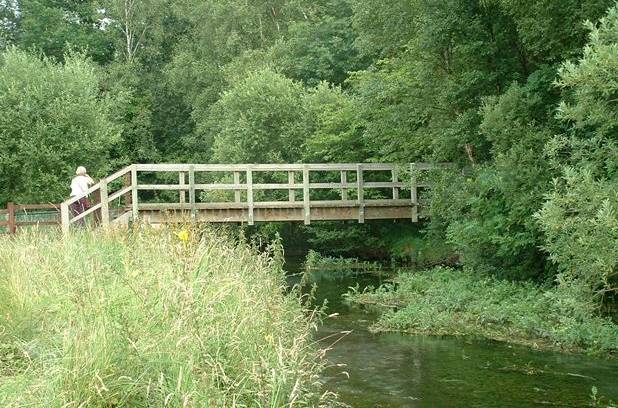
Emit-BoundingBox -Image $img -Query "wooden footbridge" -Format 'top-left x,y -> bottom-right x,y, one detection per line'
58,163 -> 434,232
3,163 -> 437,233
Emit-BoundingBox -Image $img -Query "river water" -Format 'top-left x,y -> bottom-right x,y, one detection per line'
289,268 -> 618,407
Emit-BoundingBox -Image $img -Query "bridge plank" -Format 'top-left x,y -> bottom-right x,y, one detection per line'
340,171 -> 348,200
105,166 -> 133,184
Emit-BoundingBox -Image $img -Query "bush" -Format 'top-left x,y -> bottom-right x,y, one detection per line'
537,168 -> 618,296
0,226 -> 334,407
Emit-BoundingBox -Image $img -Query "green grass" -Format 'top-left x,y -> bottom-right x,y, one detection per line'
346,267 -> 618,356
0,226 -> 336,407
389,235 -> 457,267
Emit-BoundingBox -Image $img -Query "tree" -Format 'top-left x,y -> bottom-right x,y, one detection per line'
14,0 -> 114,63
0,48 -> 121,205
0,0 -> 18,47
198,69 -> 306,164
274,0 -> 364,86
538,5 -> 618,295
302,82 -> 367,162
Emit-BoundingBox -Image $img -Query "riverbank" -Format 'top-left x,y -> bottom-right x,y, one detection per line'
345,267 -> 618,356
0,227 -> 333,407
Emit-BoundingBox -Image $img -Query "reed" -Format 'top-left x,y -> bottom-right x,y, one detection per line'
0,225 -> 336,407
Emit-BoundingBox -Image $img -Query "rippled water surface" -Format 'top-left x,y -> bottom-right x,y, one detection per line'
290,269 -> 618,407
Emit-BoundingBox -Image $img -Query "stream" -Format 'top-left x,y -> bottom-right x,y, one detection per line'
288,266 -> 618,407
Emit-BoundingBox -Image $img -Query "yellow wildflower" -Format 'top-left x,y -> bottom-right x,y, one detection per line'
176,229 -> 190,242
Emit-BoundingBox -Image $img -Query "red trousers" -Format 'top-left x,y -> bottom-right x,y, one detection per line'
70,197 -> 90,226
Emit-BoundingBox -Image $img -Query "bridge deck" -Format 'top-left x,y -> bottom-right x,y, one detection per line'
60,163 -> 435,232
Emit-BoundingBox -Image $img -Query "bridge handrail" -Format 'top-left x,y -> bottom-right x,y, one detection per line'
61,163 -> 440,233
60,165 -> 134,232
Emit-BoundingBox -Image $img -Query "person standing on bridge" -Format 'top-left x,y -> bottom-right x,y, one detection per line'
70,166 -> 94,226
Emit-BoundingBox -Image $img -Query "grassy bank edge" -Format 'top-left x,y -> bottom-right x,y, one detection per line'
345,267 -> 618,357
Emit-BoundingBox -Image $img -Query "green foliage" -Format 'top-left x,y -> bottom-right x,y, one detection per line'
432,75 -> 559,279
493,0 -> 613,65
274,0 -> 363,86
0,48 -> 120,205
14,0 -> 114,63
0,227 -> 334,406
202,69 -> 306,163
538,169 -> 617,296
347,267 -> 618,355
103,62 -> 161,167
537,4 -> 618,296
302,83 -> 367,162
388,233 -> 456,267
2,0 -> 618,316
303,249 -> 382,273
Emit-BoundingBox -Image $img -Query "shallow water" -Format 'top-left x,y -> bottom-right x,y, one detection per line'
290,270 -> 618,407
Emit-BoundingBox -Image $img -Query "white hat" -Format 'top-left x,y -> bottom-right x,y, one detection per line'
76,166 -> 87,175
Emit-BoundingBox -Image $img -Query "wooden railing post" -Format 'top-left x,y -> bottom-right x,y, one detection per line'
392,168 -> 399,200
100,179 -> 110,227
246,167 -> 254,225
93,189 -> 102,225
61,202 -> 69,234
131,165 -> 139,220
124,172 -> 132,208
189,165 -> 196,220
288,171 -> 295,202
357,164 -> 365,223
234,171 -> 241,203
303,165 -> 310,225
179,171 -> 186,206
410,163 -> 418,222
340,171 -> 348,200
7,202 -> 16,234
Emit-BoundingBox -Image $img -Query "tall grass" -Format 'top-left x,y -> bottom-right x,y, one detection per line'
0,226 -> 335,407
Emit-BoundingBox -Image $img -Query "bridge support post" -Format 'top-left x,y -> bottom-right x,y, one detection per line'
189,165 -> 196,220
288,171 -> 295,202
303,165 -> 310,225
124,172 -> 132,208
61,202 -> 69,234
100,179 -> 110,227
357,164 -> 364,223
131,165 -> 139,221
392,168 -> 399,199
340,171 -> 348,200
410,163 -> 418,222
234,172 -> 241,203
179,172 -> 186,207
246,167 -> 254,225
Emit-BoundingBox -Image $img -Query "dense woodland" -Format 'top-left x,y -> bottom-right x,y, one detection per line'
0,1 -> 617,302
